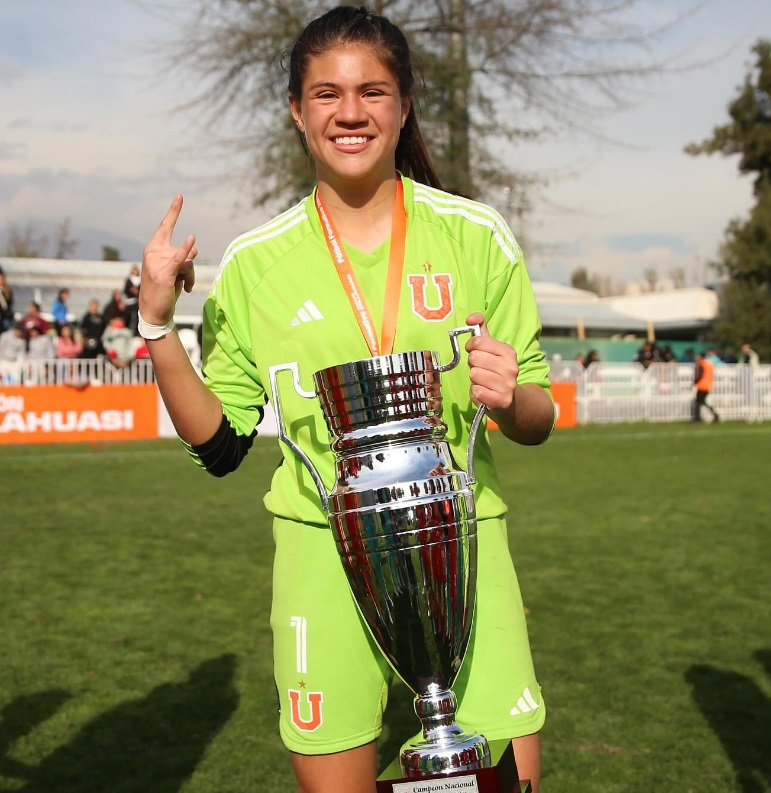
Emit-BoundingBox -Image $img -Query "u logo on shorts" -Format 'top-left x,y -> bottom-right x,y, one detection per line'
288,689 -> 324,732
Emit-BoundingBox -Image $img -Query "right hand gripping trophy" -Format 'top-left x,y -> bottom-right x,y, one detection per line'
270,327 -> 526,792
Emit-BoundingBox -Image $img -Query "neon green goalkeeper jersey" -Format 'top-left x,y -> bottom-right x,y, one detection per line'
194,176 -> 551,525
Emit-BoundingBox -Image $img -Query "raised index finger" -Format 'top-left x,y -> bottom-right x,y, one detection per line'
152,195 -> 184,244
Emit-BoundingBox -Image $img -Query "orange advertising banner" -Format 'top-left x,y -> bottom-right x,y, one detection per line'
0,384 -> 159,445
551,381 -> 577,428
487,381 -> 577,432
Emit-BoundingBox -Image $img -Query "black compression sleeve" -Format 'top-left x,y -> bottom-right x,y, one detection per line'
191,412 -> 260,477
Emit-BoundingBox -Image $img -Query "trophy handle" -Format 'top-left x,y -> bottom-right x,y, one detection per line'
436,325 -> 487,486
268,362 -> 329,511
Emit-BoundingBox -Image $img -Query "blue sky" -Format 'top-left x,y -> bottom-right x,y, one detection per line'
1,0 -> 769,290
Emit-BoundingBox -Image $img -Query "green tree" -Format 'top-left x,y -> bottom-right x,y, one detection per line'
102,245 -> 122,262
709,192 -> 771,360
156,0 -> 690,205
686,40 -> 771,193
686,39 -> 771,361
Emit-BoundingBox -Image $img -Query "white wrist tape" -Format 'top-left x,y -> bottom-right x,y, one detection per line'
137,310 -> 176,340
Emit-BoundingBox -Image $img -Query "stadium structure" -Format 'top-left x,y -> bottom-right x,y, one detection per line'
1,257 -> 768,434
0,257 -> 720,360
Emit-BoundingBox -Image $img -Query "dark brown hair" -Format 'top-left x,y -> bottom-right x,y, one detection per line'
287,5 -> 441,188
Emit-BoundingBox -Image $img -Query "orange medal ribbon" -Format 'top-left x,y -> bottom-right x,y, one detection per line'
315,179 -> 406,357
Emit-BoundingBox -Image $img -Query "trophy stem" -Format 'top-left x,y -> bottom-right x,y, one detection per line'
399,684 -> 491,778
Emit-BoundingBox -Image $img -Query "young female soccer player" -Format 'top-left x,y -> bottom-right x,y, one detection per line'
139,7 -> 554,792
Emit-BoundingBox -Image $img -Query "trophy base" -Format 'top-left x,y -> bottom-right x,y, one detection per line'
377,737 -> 530,793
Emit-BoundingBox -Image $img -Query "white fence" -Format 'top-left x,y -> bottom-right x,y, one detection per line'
0,357 -> 157,387
550,361 -> 771,424
3,358 -> 770,425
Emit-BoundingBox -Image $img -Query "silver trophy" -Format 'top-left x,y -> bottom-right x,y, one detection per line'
269,326 -> 491,779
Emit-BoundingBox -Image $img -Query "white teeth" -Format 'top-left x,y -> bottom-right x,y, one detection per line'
335,136 -> 368,145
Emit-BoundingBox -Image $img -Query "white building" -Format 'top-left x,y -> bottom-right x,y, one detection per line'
1,257 -> 720,340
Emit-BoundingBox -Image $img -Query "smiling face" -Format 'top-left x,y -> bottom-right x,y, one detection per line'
289,43 -> 410,193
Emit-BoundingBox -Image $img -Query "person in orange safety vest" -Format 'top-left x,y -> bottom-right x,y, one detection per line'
693,351 -> 720,422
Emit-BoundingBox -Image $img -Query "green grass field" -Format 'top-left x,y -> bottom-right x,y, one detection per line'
1,422 -> 769,792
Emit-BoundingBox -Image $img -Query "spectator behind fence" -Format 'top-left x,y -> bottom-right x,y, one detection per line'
740,343 -> 760,367
548,353 -> 576,384
634,341 -> 659,368
25,325 -> 56,384
659,344 -> 675,363
103,290 -> 129,326
50,288 -> 71,330
706,348 -> 725,366
80,298 -> 106,358
583,349 -> 602,383
738,342 -> 760,409
0,322 -> 26,383
0,271 -> 14,332
21,301 -> 50,340
27,325 -> 56,358
123,265 -> 141,335
56,323 -> 83,359
102,316 -> 134,369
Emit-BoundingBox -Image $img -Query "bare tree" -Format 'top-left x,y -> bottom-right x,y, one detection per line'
53,217 -> 79,260
643,266 -> 659,292
598,275 -> 615,297
571,266 -> 601,294
669,266 -> 686,288
147,0 -> 697,205
4,223 -> 49,258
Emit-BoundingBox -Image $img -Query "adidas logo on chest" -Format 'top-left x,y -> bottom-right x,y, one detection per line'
290,300 -> 325,326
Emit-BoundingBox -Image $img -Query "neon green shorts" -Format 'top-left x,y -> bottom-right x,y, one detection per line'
271,515 -> 545,755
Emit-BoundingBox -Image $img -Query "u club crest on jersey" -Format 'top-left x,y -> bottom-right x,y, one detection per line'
407,271 -> 454,322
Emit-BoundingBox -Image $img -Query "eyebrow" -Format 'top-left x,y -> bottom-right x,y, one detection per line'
307,80 -> 393,91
